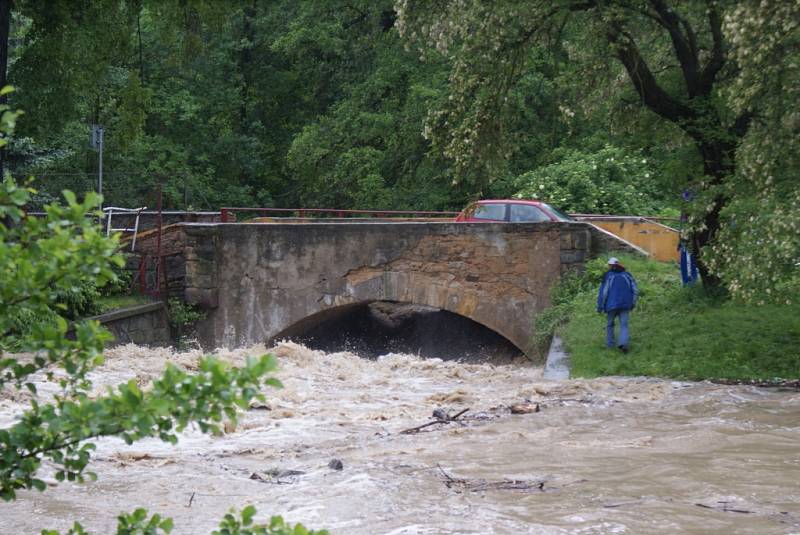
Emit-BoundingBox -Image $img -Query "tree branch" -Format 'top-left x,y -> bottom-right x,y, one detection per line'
648,0 -> 701,96
732,110 -> 753,139
606,23 -> 695,124
698,0 -> 726,94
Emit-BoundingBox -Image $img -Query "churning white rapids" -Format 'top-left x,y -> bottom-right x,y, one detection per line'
1,342 -> 799,534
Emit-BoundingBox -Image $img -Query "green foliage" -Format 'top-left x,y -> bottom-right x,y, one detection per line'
41,509 -> 173,535
4,0 -> 797,298
167,298 -> 205,329
167,298 -> 207,349
95,294 -> 150,314
701,1 -> 800,302
41,508 -> 324,535
512,146 -> 668,215
212,507 -> 328,535
99,258 -> 134,298
282,2 -> 459,210
560,256 -> 800,381
0,178 -> 120,351
397,0 -> 800,295
53,278 -> 102,321
0,109 -> 302,532
1,352 -> 280,500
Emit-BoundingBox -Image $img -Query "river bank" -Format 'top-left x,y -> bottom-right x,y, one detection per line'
553,255 -> 800,382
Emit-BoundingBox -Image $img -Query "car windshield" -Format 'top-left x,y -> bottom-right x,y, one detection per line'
540,203 -> 572,221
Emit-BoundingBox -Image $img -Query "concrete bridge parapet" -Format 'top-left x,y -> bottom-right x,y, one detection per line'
176,221 -> 593,358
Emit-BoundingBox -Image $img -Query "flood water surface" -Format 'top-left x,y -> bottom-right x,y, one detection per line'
1,343 -> 799,534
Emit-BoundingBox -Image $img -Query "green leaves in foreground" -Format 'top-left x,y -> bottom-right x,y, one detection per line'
41,507 -> 327,535
213,506 -> 328,535
0,355 -> 281,501
0,115 -> 324,534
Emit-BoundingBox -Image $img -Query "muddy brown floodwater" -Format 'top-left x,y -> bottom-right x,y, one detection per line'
1,342 -> 799,534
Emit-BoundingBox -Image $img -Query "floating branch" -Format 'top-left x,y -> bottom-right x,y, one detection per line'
399,408 -> 470,435
437,464 -> 548,494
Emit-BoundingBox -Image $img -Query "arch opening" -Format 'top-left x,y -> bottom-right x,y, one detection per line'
269,301 -> 524,363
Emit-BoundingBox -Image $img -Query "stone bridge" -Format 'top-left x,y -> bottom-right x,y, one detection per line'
146,220 -> 630,358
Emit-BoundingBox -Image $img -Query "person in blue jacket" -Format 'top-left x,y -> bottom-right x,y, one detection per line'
597,257 -> 638,353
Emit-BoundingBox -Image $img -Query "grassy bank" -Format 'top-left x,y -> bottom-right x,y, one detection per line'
548,255 -> 800,381
95,294 -> 151,315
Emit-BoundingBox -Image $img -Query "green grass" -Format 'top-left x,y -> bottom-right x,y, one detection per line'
95,294 -> 152,315
559,255 -> 800,381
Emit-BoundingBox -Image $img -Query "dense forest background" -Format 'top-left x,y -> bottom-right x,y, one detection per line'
0,0 -> 797,298
3,0 -> 682,215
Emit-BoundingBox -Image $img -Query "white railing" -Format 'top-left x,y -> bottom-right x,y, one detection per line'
103,206 -> 147,251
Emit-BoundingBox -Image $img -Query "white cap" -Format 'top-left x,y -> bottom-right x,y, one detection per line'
608,257 -> 620,265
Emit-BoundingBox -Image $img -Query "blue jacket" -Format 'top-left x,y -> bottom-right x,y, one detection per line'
597,269 -> 638,312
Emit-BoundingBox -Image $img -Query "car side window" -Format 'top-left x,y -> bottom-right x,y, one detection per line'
510,204 -> 549,222
472,203 -> 507,221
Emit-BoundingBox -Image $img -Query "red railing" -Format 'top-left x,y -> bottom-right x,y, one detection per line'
219,207 -> 459,223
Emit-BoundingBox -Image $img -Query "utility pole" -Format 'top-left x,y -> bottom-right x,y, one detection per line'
91,124 -> 104,208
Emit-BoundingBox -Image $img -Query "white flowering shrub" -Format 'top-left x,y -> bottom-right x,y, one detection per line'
512,145 -> 668,215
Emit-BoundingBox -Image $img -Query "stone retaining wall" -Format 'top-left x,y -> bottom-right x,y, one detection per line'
88,302 -> 171,347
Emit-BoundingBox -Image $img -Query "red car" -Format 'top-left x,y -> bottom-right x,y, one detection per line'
455,199 -> 572,223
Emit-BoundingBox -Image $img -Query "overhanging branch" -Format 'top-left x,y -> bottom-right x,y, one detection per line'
606,23 -> 695,124
698,0 -> 726,94
649,0 -> 701,96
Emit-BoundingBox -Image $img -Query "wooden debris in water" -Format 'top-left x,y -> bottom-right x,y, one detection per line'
249,468 -> 305,484
437,464 -> 548,494
695,501 -> 754,514
399,408 -> 470,434
510,402 -> 540,414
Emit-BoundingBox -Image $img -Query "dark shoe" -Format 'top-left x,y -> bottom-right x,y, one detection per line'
618,345 -> 629,354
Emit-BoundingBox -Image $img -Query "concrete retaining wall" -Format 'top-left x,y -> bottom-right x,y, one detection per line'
578,216 -> 678,262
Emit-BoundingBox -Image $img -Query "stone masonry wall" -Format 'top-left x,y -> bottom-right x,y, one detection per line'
88,302 -> 171,347
179,221 -> 593,357
122,225 -> 187,298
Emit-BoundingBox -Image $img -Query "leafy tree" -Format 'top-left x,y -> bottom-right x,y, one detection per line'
284,0 -> 460,210
704,1 -> 800,302
0,100 -> 321,534
511,145 -> 669,215
396,0 -> 780,289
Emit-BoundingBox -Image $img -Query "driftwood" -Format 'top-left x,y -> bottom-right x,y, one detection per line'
248,468 -> 305,485
399,408 -> 470,435
399,400 -> 548,434
510,402 -> 540,414
437,464 -> 547,493
695,502 -> 754,514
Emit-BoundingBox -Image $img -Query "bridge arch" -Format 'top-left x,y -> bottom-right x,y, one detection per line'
267,299 -> 524,360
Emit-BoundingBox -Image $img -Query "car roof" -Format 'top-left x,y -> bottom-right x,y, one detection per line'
472,199 -> 547,206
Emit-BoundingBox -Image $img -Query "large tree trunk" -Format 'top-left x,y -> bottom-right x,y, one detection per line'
688,138 -> 737,288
